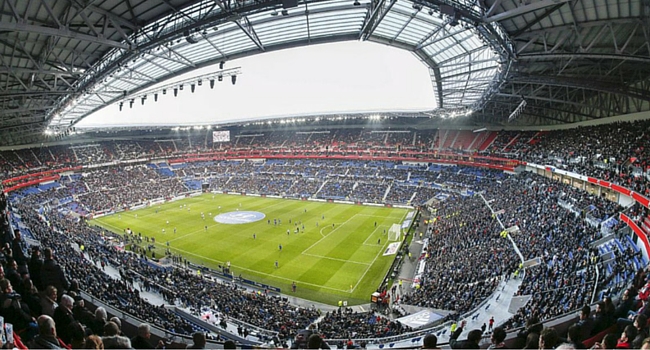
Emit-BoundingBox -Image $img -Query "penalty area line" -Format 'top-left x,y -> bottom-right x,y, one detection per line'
351,210 -> 410,293
301,253 -> 371,266
163,245 -> 353,293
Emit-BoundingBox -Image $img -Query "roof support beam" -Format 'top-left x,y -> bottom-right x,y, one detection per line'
234,16 -> 265,52
508,75 -> 650,103
0,105 -> 55,117
484,0 -> 571,23
359,0 -> 396,41
497,92 -> 589,109
41,0 -> 63,28
87,5 -> 138,31
0,67 -> 77,77
511,3 -> 566,37
515,17 -> 645,38
0,21 -> 131,50
485,0 -> 503,17
518,53 -> 650,64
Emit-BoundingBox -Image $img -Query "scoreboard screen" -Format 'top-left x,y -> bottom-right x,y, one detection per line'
212,130 -> 230,143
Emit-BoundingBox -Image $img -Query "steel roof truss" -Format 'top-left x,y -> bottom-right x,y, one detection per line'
235,16 -> 266,52
360,0 -> 395,40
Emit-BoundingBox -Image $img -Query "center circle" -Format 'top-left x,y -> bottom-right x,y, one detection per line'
213,211 -> 266,224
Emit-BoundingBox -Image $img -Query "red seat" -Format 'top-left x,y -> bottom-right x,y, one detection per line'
583,325 -> 617,348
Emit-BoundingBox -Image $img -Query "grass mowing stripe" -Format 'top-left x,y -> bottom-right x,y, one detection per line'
91,193 -> 410,305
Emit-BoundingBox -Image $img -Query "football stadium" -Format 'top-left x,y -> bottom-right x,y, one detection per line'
0,0 -> 649,349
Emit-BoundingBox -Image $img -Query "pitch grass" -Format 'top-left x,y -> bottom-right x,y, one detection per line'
90,194 -> 409,306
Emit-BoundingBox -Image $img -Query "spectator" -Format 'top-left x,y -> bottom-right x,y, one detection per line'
449,321 -> 481,349
53,294 -> 75,344
89,307 -> 107,337
40,285 -> 58,317
422,333 -> 440,349
69,321 -> 87,349
131,323 -> 163,349
41,248 -> 69,298
108,317 -> 122,335
11,230 -> 28,275
22,278 -> 42,317
0,278 -> 37,340
30,315 -> 64,349
84,334 -> 104,349
522,332 -> 539,350
566,324 -> 586,349
187,332 -> 206,349
615,289 -> 635,319
617,325 -> 637,349
539,328 -> 559,350
593,333 -> 619,350
307,333 -> 330,349
73,296 -> 94,327
28,246 -> 43,290
4,259 -> 21,293
632,314 -> 649,349
488,327 -> 507,349
577,305 -> 594,341
592,301 -> 614,335
102,321 -> 132,349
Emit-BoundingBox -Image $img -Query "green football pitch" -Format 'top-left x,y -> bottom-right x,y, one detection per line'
90,194 -> 410,305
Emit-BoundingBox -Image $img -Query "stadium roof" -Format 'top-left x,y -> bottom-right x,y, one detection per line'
0,0 -> 648,145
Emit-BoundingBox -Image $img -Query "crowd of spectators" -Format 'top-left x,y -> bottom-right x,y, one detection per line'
485,120 -> 650,197
9,198 -> 394,342
2,120 -> 649,347
479,174 -> 635,330
69,166 -> 187,213
2,120 -> 650,203
316,308 -> 411,339
401,195 -> 518,315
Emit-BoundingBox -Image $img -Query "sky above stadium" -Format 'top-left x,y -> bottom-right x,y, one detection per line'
77,41 -> 437,128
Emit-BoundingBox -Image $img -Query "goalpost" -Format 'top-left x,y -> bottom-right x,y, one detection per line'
388,223 -> 402,242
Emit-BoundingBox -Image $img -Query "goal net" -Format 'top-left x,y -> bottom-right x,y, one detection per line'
388,223 -> 402,242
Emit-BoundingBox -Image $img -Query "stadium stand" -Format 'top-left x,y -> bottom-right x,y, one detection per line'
0,121 -> 649,348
